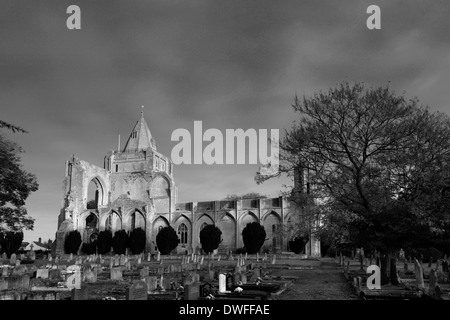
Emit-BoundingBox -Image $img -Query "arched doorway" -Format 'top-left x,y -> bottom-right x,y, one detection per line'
105,211 -> 122,234
219,214 -> 236,251
84,212 -> 98,243
263,212 -> 281,253
130,209 -> 146,231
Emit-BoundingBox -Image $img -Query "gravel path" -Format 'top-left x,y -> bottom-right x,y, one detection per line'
272,260 -> 359,300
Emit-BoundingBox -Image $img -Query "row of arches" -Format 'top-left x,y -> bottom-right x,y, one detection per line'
79,209 -> 285,252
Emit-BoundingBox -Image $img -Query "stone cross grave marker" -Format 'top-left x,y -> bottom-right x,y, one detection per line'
126,280 -> 148,300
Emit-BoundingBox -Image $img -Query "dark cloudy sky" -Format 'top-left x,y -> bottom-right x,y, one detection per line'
1,0 -> 450,243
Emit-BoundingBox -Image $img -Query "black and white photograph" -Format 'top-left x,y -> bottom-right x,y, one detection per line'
1,0 -> 450,311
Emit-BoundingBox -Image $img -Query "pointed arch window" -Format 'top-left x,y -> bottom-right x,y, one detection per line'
178,223 -> 188,245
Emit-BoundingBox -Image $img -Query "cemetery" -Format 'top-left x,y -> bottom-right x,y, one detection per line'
0,250 -> 305,300
1,246 -> 449,300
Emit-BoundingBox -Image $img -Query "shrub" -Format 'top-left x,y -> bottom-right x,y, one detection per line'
156,226 -> 178,255
0,232 -> 24,257
235,247 -> 247,254
129,228 -> 146,254
81,241 -> 97,255
64,230 -> 82,254
97,230 -> 113,255
112,230 -> 129,255
200,225 -> 222,254
289,237 -> 306,254
242,222 -> 266,254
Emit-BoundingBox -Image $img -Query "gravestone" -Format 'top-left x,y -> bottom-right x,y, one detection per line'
414,259 -> 425,290
218,274 -> 226,293
9,254 -> 16,265
12,265 -> 27,276
126,281 -> 148,300
8,274 -> 30,290
184,283 -> 200,300
429,269 -> 438,298
110,267 -> 123,281
143,275 -> 158,291
435,285 -> 443,300
1,253 -> 6,259
120,255 -> 126,266
2,267 -> 9,277
0,279 -> 7,291
82,269 -> 97,283
241,273 -> 247,284
140,267 -> 149,278
192,273 -> 200,283
27,250 -> 36,261
49,269 -> 62,281
69,253 -> 73,261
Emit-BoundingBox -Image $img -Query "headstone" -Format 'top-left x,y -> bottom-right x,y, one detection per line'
137,256 -> 142,265
114,256 -> 120,267
9,254 -> 16,265
184,283 -> 200,300
271,255 -> 276,265
140,267 -> 149,278
69,253 -> 73,261
12,265 -> 27,276
192,273 -> 200,283
435,285 -> 443,300
82,269 -> 97,283
110,267 -> 123,281
125,261 -> 132,271
429,269 -> 438,298
1,253 -> 6,259
218,274 -> 226,293
2,267 -> 9,277
200,256 -> 204,265
126,281 -> 148,300
27,250 -> 36,261
120,255 -> 126,266
414,259 -> 425,290
143,275 -> 158,291
8,274 -> 30,290
157,251 -> 161,261
49,269 -> 62,281
241,273 -> 247,284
